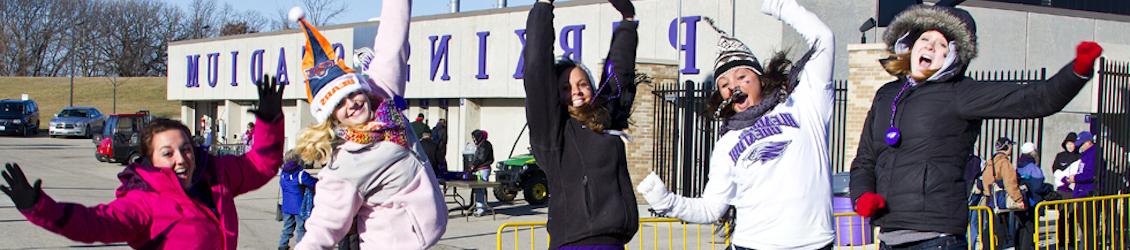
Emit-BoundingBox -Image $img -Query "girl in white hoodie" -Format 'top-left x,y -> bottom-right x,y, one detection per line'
636,0 -> 835,249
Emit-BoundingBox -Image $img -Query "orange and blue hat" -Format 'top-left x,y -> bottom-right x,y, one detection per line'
290,6 -> 373,123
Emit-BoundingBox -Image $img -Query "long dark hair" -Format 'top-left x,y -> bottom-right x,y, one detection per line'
556,59 -> 609,133
704,51 -> 794,119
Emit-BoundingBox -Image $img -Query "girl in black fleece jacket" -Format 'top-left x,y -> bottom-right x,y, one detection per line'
522,0 -> 639,249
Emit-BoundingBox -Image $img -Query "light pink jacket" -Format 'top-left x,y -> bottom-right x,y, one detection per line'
20,116 -> 285,249
297,0 -> 447,249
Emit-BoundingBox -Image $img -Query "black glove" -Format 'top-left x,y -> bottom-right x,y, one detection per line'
1,163 -> 42,210
250,74 -> 285,121
608,0 -> 635,19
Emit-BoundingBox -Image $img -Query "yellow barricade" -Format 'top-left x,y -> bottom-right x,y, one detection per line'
497,206 -> 1008,250
1032,194 -> 1129,250
831,206 -> 994,250
495,218 -> 730,250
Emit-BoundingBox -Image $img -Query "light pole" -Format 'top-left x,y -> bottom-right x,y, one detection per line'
69,20 -> 85,107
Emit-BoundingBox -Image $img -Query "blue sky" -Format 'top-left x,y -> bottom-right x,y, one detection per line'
166,0 -> 546,25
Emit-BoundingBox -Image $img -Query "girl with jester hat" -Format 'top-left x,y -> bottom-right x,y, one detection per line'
636,0 -> 837,249
848,1 -> 1103,249
522,0 -> 641,249
287,0 -> 447,249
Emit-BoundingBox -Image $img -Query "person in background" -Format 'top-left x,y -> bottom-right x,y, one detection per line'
1051,132 -> 1079,188
983,137 -> 1024,249
469,129 -> 494,216
432,118 -> 448,171
1014,142 -> 1043,250
278,151 -> 318,250
410,113 -> 431,139
419,131 -> 444,179
1067,131 -> 1097,243
244,122 -> 255,148
0,76 -> 285,249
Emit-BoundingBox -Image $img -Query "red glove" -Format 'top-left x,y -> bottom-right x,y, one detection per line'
1074,41 -> 1103,76
855,192 -> 886,218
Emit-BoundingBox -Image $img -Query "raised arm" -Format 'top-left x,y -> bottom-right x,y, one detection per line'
761,0 -> 834,116
957,42 -> 1102,119
603,20 -> 639,131
523,1 -> 566,150
956,63 -> 1089,120
364,0 -> 411,98
21,193 -> 150,245
214,115 -> 285,196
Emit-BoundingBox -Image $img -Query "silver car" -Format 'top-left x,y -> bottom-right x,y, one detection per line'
49,106 -> 105,138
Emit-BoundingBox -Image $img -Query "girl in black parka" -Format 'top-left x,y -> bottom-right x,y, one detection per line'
522,0 -> 640,249
848,2 -> 1103,249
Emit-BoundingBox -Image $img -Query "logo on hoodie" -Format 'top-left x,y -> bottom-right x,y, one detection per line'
728,113 -> 799,164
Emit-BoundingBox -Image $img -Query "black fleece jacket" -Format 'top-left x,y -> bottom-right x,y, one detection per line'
850,63 -> 1090,235
522,2 -> 639,249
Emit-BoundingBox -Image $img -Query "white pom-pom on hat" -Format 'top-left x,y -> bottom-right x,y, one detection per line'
288,6 -> 305,23
1020,142 -> 1036,154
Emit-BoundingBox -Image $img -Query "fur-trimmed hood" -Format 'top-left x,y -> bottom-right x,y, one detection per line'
884,5 -> 978,65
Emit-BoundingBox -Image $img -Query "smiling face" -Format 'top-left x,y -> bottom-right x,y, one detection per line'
909,30 -> 950,81
333,91 -> 373,126
715,68 -> 762,113
559,67 -> 593,108
148,130 -> 196,189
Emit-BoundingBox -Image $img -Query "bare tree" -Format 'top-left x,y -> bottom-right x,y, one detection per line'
271,8 -> 295,31
221,9 -> 268,36
303,0 -> 347,26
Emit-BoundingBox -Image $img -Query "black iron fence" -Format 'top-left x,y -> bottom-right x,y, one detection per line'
1095,58 -> 1130,196
830,80 -> 850,173
967,69 -> 1047,162
651,80 -> 719,197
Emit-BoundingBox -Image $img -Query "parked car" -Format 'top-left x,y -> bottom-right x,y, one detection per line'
0,99 -> 40,136
49,106 -> 105,138
95,111 -> 153,164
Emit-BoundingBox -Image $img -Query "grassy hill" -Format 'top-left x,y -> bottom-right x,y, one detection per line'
0,77 -> 179,129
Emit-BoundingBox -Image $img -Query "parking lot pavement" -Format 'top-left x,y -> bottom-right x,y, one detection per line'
0,134 -> 565,249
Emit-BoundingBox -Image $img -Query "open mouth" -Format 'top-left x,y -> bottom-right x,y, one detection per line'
918,54 -> 934,69
174,168 -> 188,179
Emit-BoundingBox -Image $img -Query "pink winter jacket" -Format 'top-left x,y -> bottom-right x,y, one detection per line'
19,116 -> 284,249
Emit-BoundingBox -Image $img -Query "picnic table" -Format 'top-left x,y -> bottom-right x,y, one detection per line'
443,180 -> 502,221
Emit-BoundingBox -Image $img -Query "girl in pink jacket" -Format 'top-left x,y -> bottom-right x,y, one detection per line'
288,0 -> 447,249
0,78 -> 286,249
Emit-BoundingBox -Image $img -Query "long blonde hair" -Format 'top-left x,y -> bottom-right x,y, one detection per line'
294,120 -> 337,167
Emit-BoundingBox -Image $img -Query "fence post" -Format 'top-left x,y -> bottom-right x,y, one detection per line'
681,80 -> 695,196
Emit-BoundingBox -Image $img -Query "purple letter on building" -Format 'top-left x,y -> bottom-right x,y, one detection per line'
668,16 -> 701,74
429,35 -> 452,81
206,53 -> 220,87
476,31 -> 490,80
250,49 -> 266,84
276,47 -> 290,85
513,29 -> 527,79
559,25 -> 585,63
186,55 -> 200,88
230,51 -> 239,86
